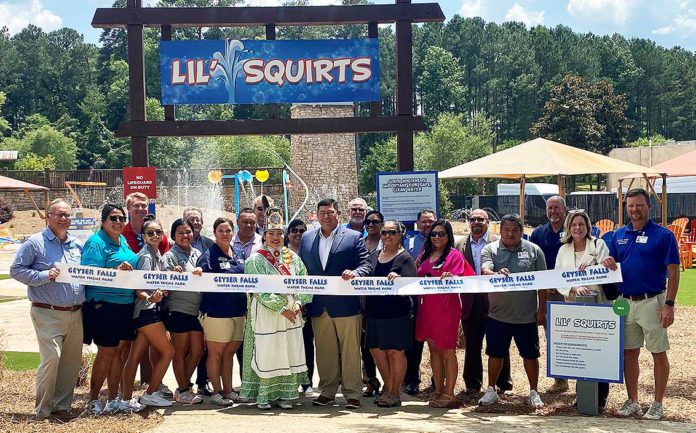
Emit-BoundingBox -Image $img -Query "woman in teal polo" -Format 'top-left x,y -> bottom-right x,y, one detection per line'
81,203 -> 139,415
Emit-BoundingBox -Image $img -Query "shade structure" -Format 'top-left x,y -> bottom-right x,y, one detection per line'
438,137 -> 662,224
0,175 -> 48,191
439,138 -> 660,179
620,149 -> 696,179
0,174 -> 49,221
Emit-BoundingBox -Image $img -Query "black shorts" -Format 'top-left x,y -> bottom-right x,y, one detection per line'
83,300 -> 135,347
134,308 -> 162,329
163,310 -> 203,333
485,317 -> 540,360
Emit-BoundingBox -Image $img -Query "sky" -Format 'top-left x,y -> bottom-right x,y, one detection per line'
0,0 -> 694,51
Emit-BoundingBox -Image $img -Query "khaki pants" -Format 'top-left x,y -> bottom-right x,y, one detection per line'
30,306 -> 83,417
311,311 -> 362,400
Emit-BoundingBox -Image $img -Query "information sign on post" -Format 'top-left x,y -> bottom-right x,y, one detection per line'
123,167 -> 157,215
547,302 -> 624,383
376,171 -> 438,224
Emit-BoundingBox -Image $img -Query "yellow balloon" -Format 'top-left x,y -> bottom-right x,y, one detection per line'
255,170 -> 269,183
208,170 -> 223,184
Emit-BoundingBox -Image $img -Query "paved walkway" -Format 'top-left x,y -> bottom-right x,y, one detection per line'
147,396 -> 693,433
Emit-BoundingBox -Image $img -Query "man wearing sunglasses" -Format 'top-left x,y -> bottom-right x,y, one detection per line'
529,195 -> 569,394
11,199 -> 84,419
253,195 -> 274,235
123,192 -> 171,255
454,209 -> 512,396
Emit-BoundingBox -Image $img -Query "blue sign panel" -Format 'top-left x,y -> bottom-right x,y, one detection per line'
160,39 -> 380,105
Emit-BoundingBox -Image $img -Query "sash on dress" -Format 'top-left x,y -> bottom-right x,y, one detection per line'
250,248 -> 307,379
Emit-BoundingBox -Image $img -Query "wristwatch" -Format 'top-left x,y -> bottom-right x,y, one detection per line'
665,300 -> 675,307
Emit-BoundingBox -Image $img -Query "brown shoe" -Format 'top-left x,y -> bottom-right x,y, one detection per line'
345,398 -> 361,409
312,395 -> 336,406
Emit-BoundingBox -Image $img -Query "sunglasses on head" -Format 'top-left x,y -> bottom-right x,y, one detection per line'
380,229 -> 400,236
145,230 -> 163,237
290,228 -> 306,234
364,219 -> 383,226
430,231 -> 447,238
108,215 -> 127,223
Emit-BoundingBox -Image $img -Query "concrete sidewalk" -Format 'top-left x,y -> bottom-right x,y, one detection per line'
146,395 -> 694,433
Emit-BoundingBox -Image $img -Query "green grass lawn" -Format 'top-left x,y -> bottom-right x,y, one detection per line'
677,269 -> 696,306
2,351 -> 40,371
0,275 -> 10,280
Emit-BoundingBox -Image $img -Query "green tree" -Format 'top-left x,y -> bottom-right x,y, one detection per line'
14,152 -> 56,170
0,91 -> 9,135
530,74 -> 629,154
21,125 -> 78,169
418,47 -> 466,121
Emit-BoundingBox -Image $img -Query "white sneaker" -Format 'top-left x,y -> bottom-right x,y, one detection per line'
140,392 -> 173,407
104,398 -> 123,414
642,401 -> 664,420
211,393 -> 234,406
304,386 -> 314,394
158,384 -> 174,399
84,399 -> 103,416
276,399 -> 293,409
618,399 -> 643,417
121,397 -> 146,413
224,391 -> 239,401
257,401 -> 271,410
478,386 -> 498,406
526,390 -> 544,408
175,389 -> 203,404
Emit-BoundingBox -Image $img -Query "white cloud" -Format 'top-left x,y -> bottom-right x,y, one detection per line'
0,0 -> 62,34
567,0 -> 633,25
505,3 -> 545,26
652,1 -> 696,38
459,0 -> 484,18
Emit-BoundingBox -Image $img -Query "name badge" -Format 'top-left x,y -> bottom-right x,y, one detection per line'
220,261 -> 231,270
617,238 -> 629,245
69,248 -> 82,258
518,251 -> 530,259
636,235 -> 648,244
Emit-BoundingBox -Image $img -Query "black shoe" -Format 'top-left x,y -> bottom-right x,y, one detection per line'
197,383 -> 214,397
404,383 -> 419,395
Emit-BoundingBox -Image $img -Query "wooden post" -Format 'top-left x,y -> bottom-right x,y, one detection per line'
519,176 -> 526,224
127,0 -> 148,166
617,179 -> 624,227
161,25 -> 175,121
368,21 -> 381,117
557,174 -> 565,198
395,0 -> 413,171
661,173 -> 668,226
266,24 -> 278,120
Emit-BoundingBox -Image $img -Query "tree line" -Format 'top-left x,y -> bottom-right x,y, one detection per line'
0,0 -> 693,198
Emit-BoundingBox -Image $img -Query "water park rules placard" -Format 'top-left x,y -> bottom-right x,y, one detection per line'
160,39 -> 380,105
55,263 -> 622,296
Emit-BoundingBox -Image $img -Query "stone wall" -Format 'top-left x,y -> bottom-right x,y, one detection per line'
289,104 -> 359,221
0,190 -> 49,212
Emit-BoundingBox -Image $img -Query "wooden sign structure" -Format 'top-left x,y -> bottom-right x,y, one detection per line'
91,0 -> 444,170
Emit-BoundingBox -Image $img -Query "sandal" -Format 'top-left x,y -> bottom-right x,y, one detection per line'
377,392 -> 402,408
428,393 -> 456,408
362,378 -> 381,397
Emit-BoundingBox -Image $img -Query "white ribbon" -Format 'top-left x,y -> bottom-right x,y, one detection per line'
55,262 -> 622,296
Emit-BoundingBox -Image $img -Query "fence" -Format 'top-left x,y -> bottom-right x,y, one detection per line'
451,193 -> 696,227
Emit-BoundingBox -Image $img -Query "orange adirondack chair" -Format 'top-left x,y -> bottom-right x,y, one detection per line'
667,224 -> 687,271
594,219 -> 615,238
672,217 -> 689,232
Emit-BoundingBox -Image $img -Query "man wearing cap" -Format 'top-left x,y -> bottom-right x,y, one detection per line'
11,199 -> 84,419
602,188 -> 680,420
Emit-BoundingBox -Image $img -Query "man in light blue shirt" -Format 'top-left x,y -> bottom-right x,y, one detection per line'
10,199 -> 84,419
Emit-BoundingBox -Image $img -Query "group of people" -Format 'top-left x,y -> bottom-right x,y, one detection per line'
10,187 -> 679,421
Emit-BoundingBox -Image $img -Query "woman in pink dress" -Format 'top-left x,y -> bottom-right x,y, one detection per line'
416,219 -> 474,408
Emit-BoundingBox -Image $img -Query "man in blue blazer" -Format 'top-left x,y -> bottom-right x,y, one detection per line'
300,198 -> 372,409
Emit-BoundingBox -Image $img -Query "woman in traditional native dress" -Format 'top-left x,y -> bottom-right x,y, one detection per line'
240,208 -> 313,410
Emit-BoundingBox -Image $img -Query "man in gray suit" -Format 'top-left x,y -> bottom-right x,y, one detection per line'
455,209 -> 512,395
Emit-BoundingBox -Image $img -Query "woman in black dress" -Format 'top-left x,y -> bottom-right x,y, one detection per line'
364,220 -> 417,408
